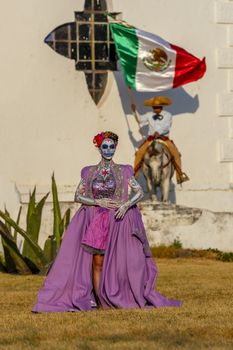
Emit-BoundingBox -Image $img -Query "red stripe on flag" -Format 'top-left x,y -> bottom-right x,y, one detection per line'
170,44 -> 206,88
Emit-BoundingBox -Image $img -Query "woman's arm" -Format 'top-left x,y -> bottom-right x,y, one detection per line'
74,178 -> 96,206
128,176 -> 144,205
115,176 -> 144,220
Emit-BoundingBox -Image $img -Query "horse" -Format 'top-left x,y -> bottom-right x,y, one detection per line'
141,139 -> 175,202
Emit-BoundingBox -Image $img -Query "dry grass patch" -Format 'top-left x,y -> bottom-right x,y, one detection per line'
0,258 -> 233,350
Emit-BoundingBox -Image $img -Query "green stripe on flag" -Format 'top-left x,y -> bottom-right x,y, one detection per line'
110,23 -> 138,89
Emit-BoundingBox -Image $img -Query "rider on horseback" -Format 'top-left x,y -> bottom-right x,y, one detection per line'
132,96 -> 189,185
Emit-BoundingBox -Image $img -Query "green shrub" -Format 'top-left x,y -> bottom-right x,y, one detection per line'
217,252 -> 233,262
169,238 -> 183,249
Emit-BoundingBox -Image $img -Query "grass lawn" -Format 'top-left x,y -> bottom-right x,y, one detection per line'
0,258 -> 233,350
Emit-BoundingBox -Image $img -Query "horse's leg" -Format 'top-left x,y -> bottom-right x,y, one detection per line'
161,174 -> 170,202
149,159 -> 161,201
142,163 -> 157,201
161,154 -> 171,202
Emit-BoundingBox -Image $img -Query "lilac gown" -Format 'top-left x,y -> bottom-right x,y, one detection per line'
32,164 -> 181,312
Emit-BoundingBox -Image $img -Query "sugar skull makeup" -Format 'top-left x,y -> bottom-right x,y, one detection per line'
100,139 -> 116,160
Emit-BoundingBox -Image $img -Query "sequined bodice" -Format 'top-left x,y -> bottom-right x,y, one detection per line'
92,169 -> 116,199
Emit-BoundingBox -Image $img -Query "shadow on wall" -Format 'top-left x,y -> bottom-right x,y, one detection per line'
114,71 -> 199,204
114,71 -> 200,117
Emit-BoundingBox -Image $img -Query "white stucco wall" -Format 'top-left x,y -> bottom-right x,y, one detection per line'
0,0 -> 232,227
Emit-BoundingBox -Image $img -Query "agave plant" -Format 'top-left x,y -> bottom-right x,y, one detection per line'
0,252 -> 6,272
51,173 -> 71,252
42,174 -> 70,263
0,210 -> 48,274
0,174 -> 71,275
0,206 -> 26,274
0,220 -> 33,274
22,188 -> 49,266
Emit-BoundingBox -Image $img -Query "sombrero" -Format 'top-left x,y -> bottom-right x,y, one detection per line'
143,96 -> 172,107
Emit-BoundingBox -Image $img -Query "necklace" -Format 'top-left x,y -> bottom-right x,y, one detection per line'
98,162 -> 111,181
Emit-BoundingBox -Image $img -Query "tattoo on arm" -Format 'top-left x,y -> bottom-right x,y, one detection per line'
128,176 -> 144,207
74,178 -> 96,205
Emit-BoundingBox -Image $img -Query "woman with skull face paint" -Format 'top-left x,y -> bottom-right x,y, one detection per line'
32,131 -> 181,313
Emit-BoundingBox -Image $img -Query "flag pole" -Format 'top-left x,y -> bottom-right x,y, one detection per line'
127,87 -> 144,138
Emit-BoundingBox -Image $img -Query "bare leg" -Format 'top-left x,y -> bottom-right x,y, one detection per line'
92,254 -> 104,306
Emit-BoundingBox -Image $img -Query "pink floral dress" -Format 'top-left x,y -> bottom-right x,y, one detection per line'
81,167 -> 117,254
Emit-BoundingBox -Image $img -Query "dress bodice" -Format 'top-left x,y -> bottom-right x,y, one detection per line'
81,163 -> 134,202
92,168 -> 116,199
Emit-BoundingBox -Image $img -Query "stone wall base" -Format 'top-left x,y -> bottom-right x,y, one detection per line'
139,202 -> 233,252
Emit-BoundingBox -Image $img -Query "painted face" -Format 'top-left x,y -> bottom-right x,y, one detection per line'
100,138 -> 116,160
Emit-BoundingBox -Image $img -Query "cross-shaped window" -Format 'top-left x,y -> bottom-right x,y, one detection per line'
44,0 -> 120,104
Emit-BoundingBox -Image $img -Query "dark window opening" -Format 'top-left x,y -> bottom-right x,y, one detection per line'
95,24 -> 107,41
71,43 -> 77,59
76,12 -> 91,22
84,0 -> 92,10
94,0 -> 107,11
55,42 -> 68,57
44,0 -> 119,104
79,44 -> 92,60
55,25 -> 68,40
94,14 -> 106,22
79,24 -> 91,41
95,43 -> 108,60
71,24 -> 76,40
76,62 -> 92,70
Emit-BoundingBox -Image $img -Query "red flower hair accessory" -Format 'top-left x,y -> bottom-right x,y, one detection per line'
93,131 -> 119,148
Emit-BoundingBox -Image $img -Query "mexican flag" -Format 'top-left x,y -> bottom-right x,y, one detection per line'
109,21 -> 206,91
